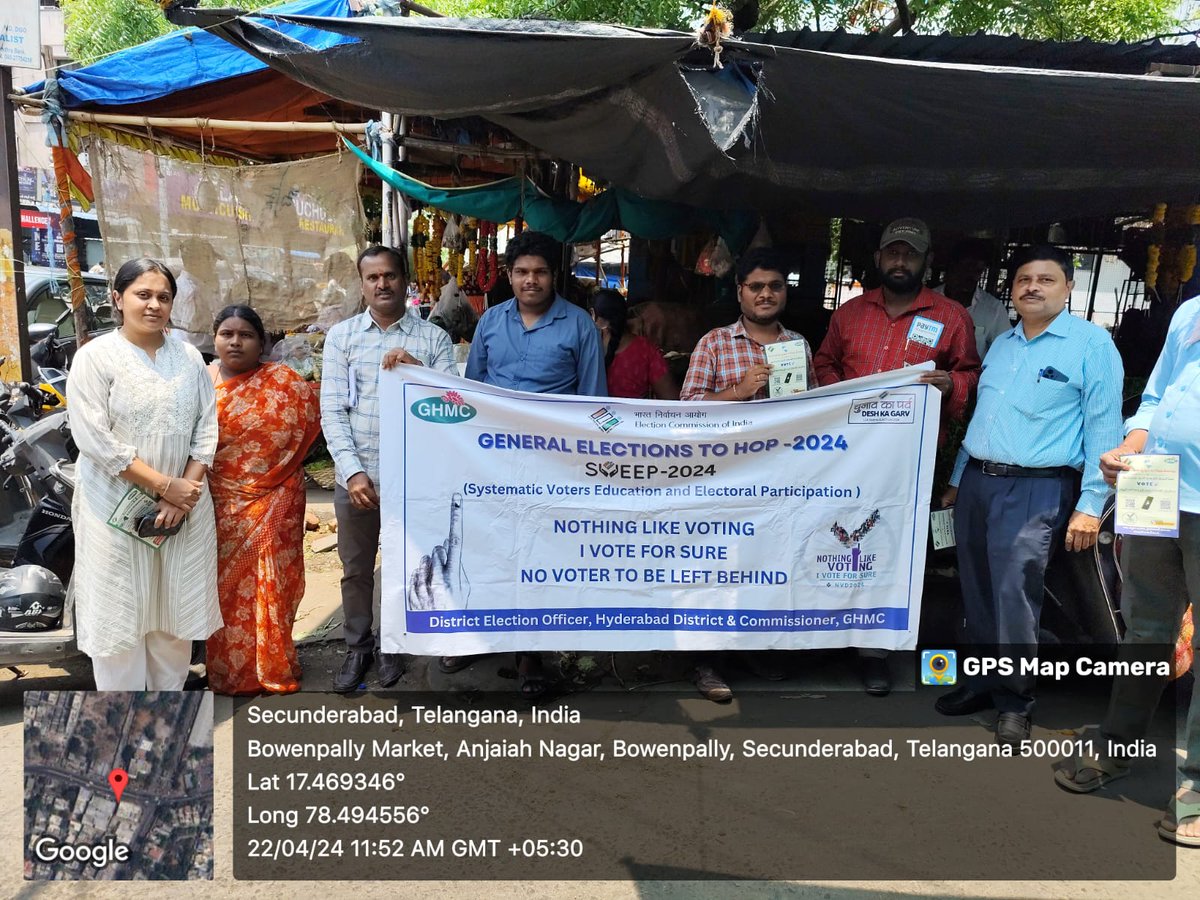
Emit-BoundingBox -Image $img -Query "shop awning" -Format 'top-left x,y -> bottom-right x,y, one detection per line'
168,11 -> 1200,227
21,0 -> 369,158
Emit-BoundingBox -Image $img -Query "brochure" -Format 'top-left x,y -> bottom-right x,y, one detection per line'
106,485 -> 168,549
1115,454 -> 1180,538
765,339 -> 809,397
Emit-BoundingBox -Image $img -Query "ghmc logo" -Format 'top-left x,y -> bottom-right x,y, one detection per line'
411,390 -> 477,424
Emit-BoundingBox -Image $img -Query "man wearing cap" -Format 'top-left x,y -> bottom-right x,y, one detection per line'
813,217 -> 981,696
937,245 -> 1123,748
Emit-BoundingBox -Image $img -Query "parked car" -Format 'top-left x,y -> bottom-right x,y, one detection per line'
23,267 -> 114,367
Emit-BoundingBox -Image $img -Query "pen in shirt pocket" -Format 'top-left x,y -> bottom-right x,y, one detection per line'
1037,366 -> 1069,384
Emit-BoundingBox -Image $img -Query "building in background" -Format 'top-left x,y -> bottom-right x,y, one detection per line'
11,1 -> 101,270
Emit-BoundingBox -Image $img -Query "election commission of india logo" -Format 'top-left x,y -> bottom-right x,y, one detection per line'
815,509 -> 882,587
411,390 -> 477,423
589,406 -> 621,432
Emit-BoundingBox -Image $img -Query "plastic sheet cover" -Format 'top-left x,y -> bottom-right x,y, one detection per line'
170,10 -> 1200,227
91,140 -> 364,336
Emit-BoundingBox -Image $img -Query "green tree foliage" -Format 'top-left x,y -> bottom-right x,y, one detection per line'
435,0 -> 1182,42
65,0 -> 1186,64
62,0 -> 282,65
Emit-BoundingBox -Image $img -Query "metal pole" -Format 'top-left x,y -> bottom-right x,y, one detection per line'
396,114 -> 409,249
1084,250 -> 1103,322
0,66 -> 31,382
380,112 -> 395,248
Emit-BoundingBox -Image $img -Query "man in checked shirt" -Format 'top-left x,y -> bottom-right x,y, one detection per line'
321,245 -> 456,692
681,247 -> 817,701
813,218 -> 981,696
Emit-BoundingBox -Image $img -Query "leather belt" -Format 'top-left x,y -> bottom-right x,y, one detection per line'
969,457 -> 1077,479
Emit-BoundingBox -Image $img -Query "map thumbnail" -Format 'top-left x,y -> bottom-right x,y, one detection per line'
24,691 -> 214,880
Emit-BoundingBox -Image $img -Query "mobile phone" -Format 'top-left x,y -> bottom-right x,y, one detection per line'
136,513 -> 183,539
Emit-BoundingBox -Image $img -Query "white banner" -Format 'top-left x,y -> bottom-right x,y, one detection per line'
380,365 -> 940,654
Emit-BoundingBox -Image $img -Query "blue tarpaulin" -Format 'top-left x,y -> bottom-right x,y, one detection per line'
23,0 -> 352,106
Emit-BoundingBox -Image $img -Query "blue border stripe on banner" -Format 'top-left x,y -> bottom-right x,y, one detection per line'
405,607 -> 908,633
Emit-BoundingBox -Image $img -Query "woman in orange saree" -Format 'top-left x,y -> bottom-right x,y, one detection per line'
205,306 -> 321,694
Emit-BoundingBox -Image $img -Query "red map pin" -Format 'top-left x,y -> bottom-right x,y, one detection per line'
108,769 -> 129,803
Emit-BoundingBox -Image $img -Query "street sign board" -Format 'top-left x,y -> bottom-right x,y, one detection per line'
1,1 -> 41,70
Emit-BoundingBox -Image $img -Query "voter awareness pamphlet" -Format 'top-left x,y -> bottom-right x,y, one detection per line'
765,339 -> 809,397
106,486 -> 168,549
1115,454 -> 1180,538
929,507 -> 956,550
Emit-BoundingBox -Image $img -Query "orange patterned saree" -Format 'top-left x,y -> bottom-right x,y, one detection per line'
205,362 -> 321,694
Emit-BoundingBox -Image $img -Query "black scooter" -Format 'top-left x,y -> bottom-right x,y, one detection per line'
0,376 -> 79,667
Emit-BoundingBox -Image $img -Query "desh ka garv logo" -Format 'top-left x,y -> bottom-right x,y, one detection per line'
921,650 -> 957,685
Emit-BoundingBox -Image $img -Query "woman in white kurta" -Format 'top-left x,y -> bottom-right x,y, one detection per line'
67,258 -> 223,690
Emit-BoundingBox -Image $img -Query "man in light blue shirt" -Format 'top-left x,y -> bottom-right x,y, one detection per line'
1056,295 -> 1200,846
455,230 -> 605,695
321,245 -> 456,692
937,245 -> 1124,746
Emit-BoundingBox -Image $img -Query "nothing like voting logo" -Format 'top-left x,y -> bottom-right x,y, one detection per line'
921,650 -> 957,685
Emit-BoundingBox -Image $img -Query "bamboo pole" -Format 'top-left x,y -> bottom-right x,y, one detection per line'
10,98 -> 369,134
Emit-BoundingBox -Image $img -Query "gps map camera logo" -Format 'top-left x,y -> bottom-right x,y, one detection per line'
411,390 -> 477,424
921,650 -> 957,685
815,509 -> 882,588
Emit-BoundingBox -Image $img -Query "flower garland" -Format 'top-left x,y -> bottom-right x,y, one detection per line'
444,214 -> 466,286
410,209 -> 430,298
416,211 -> 446,300
475,220 -> 499,293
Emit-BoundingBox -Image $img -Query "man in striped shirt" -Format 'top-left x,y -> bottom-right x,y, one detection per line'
321,245 -> 456,692
936,244 -> 1124,747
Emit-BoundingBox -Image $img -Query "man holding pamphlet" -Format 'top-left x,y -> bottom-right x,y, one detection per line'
680,247 -> 816,700
1056,294 -> 1199,848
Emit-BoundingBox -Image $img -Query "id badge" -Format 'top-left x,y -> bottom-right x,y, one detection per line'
907,316 -> 945,349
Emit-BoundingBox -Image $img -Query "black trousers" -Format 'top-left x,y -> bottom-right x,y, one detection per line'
954,463 -> 1076,716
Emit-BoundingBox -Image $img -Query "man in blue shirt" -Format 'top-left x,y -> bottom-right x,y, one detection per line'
465,231 -> 606,396
1055,295 -> 1200,847
455,230 -> 606,695
937,244 -> 1124,747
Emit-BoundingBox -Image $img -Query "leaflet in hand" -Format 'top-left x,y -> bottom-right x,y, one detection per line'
929,507 -> 956,550
1115,454 -> 1180,538
106,486 -> 168,549
765,339 -> 809,397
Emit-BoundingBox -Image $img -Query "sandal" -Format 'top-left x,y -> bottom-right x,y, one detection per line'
693,665 -> 733,703
1054,748 -> 1131,794
516,652 -> 547,700
438,656 -> 474,674
1158,791 -> 1200,848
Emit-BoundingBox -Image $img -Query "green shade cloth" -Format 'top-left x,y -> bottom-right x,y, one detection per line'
345,139 -> 756,250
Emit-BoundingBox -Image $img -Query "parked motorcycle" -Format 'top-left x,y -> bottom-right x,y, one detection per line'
0,372 -> 79,667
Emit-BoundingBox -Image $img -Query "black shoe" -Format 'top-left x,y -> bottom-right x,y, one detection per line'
332,650 -> 373,693
860,655 -> 891,696
935,686 -> 995,716
995,712 -> 1031,748
377,653 -> 406,688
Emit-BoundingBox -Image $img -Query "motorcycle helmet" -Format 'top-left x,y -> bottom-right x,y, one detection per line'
0,565 -> 65,631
